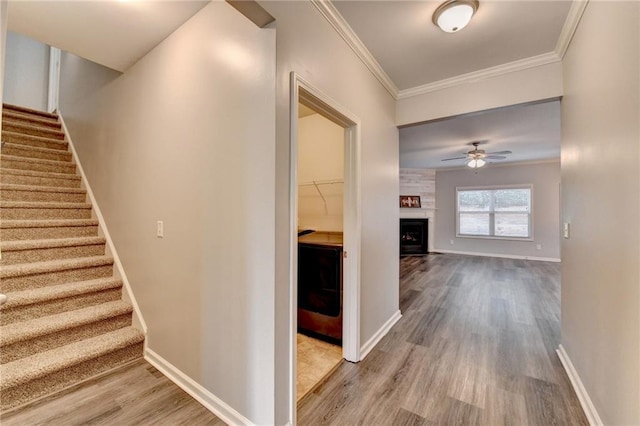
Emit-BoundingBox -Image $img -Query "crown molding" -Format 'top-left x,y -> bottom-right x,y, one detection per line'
310,0 -> 399,98
555,0 -> 589,59
314,0 -> 587,102
397,51 -> 561,99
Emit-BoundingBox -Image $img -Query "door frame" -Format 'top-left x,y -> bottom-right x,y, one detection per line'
288,71 -> 362,420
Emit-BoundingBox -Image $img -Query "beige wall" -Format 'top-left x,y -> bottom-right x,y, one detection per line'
59,3 -> 277,423
259,2 -> 400,423
561,2 -> 640,424
298,113 -> 344,232
396,61 -> 563,126
435,161 -> 561,260
3,31 -> 49,110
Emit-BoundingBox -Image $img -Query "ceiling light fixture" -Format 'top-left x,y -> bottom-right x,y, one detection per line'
467,158 -> 486,169
433,0 -> 479,33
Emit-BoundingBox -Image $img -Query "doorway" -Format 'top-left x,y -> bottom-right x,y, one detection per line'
289,72 -> 361,415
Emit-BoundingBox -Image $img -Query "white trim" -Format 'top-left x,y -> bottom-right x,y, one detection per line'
145,348 -> 254,426
555,0 -> 589,59
434,249 -> 560,263
310,0 -> 398,98
556,345 -> 603,426
58,114 -> 148,335
398,52 -> 560,99
359,310 -> 402,360
312,1 -> 588,101
47,47 -> 61,113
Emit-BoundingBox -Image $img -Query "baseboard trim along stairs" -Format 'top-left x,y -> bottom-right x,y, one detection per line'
0,103 -> 146,413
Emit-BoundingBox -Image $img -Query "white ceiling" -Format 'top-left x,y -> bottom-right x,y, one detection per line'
399,100 -> 560,169
7,1 -> 209,72
328,1 -> 569,168
332,0 -> 572,91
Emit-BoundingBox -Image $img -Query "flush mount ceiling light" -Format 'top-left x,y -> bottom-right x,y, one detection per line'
433,0 -> 479,33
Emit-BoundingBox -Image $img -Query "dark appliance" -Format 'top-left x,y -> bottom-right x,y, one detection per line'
400,218 -> 429,256
298,238 -> 343,342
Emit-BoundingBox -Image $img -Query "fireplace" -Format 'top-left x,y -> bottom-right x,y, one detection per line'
400,218 -> 429,256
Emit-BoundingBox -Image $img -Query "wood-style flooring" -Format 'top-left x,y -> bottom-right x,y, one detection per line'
298,253 -> 589,425
0,359 -> 224,425
2,254 -> 588,425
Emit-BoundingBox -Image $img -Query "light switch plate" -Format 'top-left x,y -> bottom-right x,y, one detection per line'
157,221 -> 164,238
563,222 -> 570,239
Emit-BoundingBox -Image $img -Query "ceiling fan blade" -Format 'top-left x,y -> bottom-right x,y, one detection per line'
441,156 -> 468,161
485,155 -> 507,160
487,150 -> 512,155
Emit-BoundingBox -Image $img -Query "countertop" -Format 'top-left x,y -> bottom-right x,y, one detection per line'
298,231 -> 343,247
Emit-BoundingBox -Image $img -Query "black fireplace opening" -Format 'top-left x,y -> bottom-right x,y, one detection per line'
400,218 -> 429,256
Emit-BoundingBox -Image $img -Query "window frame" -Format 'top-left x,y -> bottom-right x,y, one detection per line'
455,184 -> 534,241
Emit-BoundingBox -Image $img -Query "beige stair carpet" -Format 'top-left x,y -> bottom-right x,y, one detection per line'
0,103 -> 144,413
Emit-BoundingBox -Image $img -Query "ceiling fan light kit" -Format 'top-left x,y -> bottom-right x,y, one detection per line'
467,158 -> 486,169
442,141 -> 512,170
432,0 -> 479,33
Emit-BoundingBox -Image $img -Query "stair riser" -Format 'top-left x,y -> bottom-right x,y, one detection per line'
1,189 -> 86,203
1,314 -> 132,364
1,158 -> 76,175
2,132 -> 68,151
0,288 -> 122,326
0,343 -> 143,411
1,264 -> 114,292
0,243 -> 106,265
1,207 -> 92,220
2,145 -> 72,162
0,225 -> 99,241
2,112 -> 61,129
0,173 -> 82,189
2,123 -> 65,140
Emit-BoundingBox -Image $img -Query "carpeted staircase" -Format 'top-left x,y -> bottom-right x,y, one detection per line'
0,103 -> 145,412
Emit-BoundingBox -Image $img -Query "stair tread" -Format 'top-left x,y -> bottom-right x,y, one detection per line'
0,236 -> 105,251
2,119 -> 66,136
0,219 -> 99,229
0,168 -> 80,181
1,131 -> 69,150
3,103 -> 58,120
0,184 -> 85,195
1,154 -> 75,167
1,300 -> 132,346
0,277 -> 122,310
2,142 -> 71,157
3,110 -> 60,126
0,201 -> 92,209
0,327 -> 144,389
0,255 -> 114,279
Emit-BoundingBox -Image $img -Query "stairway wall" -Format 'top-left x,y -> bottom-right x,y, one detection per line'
2,32 -> 50,111
58,2 -> 276,424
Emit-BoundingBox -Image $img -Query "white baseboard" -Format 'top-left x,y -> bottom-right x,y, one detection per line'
556,345 -> 603,426
359,310 -> 402,360
434,248 -> 561,263
145,348 -> 254,426
59,114 -> 148,335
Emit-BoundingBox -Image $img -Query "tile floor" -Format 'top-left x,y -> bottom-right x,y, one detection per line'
297,333 -> 343,401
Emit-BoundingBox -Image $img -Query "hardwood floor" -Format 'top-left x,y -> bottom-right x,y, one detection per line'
0,359 -> 225,425
298,253 -> 589,425
1,254 -> 587,425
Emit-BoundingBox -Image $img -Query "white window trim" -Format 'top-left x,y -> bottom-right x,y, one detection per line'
455,184 -> 534,241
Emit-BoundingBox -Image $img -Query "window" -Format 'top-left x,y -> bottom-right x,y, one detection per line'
457,186 -> 532,239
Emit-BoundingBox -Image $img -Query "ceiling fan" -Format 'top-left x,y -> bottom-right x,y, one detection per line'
441,142 -> 512,169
